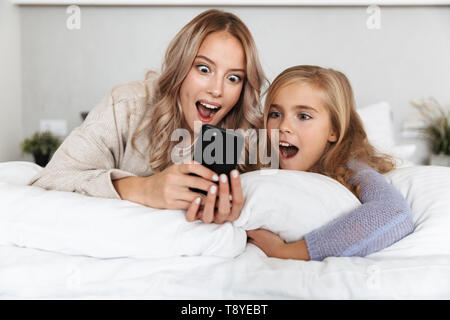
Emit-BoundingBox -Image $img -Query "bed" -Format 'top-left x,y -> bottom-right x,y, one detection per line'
0,159 -> 450,300
2,100 -> 450,299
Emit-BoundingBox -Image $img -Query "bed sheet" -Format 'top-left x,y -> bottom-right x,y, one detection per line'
1,243 -> 449,299
0,162 -> 449,299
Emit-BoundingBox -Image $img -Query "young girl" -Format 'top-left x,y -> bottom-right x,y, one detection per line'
244,65 -> 415,261
29,10 -> 267,225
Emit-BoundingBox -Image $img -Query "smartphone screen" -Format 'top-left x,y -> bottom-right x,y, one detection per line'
189,124 -> 245,195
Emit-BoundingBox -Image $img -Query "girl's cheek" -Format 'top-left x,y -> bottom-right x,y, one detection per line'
266,119 -> 276,130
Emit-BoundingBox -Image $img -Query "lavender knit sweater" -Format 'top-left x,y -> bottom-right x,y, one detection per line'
304,162 -> 415,261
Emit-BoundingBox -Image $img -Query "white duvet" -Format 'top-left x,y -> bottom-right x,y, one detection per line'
0,161 -> 449,299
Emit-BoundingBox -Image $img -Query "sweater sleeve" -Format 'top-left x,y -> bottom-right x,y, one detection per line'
28,91 -> 137,200
304,162 -> 415,261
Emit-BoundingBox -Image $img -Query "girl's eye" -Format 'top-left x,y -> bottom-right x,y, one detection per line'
268,111 -> 281,118
197,65 -> 210,73
299,113 -> 312,120
227,75 -> 242,83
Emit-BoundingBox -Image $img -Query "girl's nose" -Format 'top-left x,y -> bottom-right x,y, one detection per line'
279,117 -> 293,133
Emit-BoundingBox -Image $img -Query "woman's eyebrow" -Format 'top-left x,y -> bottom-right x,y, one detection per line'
195,55 -> 245,73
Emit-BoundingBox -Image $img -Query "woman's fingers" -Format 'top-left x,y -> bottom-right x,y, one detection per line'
201,184 -> 218,223
179,160 -> 219,182
169,184 -> 206,204
182,174 -> 217,193
227,170 -> 244,222
214,174 -> 231,224
184,170 -> 244,224
185,196 -> 202,222
179,167 -> 243,224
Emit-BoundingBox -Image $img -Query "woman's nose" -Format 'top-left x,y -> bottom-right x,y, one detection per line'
207,76 -> 223,98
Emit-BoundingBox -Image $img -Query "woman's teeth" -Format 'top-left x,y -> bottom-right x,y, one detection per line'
199,102 -> 220,110
196,101 -> 221,120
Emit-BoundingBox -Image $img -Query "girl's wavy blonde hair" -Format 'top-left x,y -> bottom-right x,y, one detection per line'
263,65 -> 396,199
131,9 -> 267,173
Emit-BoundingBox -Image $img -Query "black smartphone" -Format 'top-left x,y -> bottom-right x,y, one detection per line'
189,124 -> 245,195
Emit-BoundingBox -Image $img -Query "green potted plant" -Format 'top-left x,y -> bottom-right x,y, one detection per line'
411,97 -> 450,166
21,131 -> 62,167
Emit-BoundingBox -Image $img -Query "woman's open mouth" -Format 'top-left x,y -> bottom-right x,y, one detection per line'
196,100 -> 221,122
278,141 -> 299,159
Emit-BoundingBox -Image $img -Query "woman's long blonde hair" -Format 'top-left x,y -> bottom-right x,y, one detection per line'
131,9 -> 267,173
263,65 -> 396,198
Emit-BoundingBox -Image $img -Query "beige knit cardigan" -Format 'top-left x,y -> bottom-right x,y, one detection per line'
29,78 -> 188,200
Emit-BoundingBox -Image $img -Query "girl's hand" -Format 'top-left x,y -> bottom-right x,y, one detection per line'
139,160 -> 218,210
246,229 -> 311,261
246,229 -> 287,258
185,169 -> 245,224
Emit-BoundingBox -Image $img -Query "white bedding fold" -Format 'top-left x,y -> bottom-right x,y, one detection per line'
1,244 -> 449,299
0,182 -> 246,258
1,161 -> 450,299
0,162 -> 360,259
1,161 -> 450,263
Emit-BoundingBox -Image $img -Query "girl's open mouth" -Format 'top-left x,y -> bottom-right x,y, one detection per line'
196,101 -> 221,122
279,141 -> 299,159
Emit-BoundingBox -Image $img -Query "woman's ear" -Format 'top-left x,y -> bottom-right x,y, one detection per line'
328,128 -> 338,143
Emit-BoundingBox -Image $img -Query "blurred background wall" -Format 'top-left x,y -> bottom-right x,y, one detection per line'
0,0 -> 23,162
1,2 -> 449,164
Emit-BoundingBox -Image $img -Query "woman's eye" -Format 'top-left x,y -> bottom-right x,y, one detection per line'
299,113 -> 312,120
197,65 -> 210,73
228,75 -> 242,83
268,111 -> 281,118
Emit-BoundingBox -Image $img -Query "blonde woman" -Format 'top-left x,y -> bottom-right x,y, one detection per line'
244,65 -> 415,261
29,10 -> 267,225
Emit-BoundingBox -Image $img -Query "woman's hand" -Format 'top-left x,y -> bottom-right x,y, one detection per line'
138,160 -> 218,210
246,229 -> 310,261
185,169 -> 245,224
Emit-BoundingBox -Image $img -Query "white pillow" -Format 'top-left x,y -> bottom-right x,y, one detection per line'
0,161 -> 43,185
357,102 -> 417,163
0,162 -> 360,259
235,169 -> 361,242
3,161 -> 448,260
240,166 -> 450,259
391,144 -> 416,160
357,101 -> 396,154
371,165 -> 450,258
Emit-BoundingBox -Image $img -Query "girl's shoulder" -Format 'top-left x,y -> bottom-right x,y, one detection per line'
347,158 -> 380,185
347,158 -> 375,173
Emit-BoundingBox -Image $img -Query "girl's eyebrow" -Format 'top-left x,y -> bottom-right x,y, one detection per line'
195,55 -> 245,73
270,103 -> 318,113
294,105 -> 319,113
